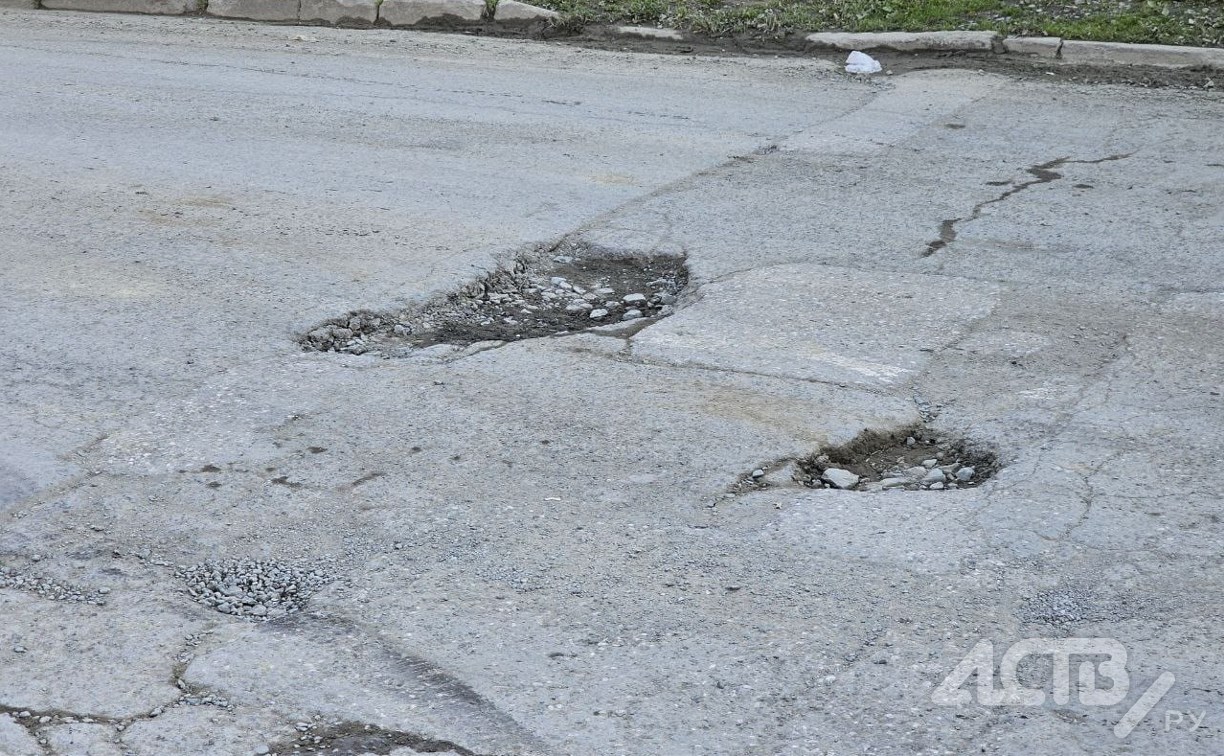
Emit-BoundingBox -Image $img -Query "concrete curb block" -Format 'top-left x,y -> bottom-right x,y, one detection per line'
805,30 -> 1001,53
378,0 -> 485,26
1002,36 -> 1061,59
300,0 -> 377,24
1059,39 -> 1224,68
494,0 -> 557,22
612,25 -> 686,42
0,0 -> 40,7
40,0 -> 197,13
206,0 -> 297,21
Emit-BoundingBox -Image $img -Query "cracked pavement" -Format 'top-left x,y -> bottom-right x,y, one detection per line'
2,8 -> 1223,755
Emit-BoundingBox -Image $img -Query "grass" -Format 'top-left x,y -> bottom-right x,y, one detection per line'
532,0 -> 1224,47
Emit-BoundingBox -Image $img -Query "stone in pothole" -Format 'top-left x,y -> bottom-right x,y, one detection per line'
797,427 -> 998,491
301,242 -> 688,356
735,426 -> 1000,493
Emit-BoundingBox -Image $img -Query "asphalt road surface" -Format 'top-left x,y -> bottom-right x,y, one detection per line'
2,9 -> 1223,755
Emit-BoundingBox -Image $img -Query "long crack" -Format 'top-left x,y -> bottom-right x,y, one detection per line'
922,153 -> 1133,257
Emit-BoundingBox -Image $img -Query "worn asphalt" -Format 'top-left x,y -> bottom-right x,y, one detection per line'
1,8 -> 1223,755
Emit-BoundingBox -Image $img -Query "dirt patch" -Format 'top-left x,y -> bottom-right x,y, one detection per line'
733,426 -> 999,493
302,243 -> 688,356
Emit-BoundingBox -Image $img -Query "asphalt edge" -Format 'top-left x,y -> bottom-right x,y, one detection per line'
6,1 -> 1224,70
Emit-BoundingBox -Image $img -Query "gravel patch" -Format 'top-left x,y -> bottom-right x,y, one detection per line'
175,559 -> 337,621
1018,585 -> 1157,628
0,565 -> 109,605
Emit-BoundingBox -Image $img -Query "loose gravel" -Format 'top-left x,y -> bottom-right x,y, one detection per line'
799,428 -> 998,491
1018,585 -> 1155,627
0,565 -> 109,605
302,243 -> 688,355
732,427 -> 999,494
266,720 -> 474,755
175,558 -> 336,621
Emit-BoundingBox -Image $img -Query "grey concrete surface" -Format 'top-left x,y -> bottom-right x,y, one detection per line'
1,8 -> 1223,756
378,0 -> 485,26
804,30 -> 1001,52
1001,35 -> 1062,58
299,0 -> 378,25
39,0 -> 197,14
1060,39 -> 1224,68
494,0 -> 557,22
612,25 -> 687,41
206,0 -> 299,22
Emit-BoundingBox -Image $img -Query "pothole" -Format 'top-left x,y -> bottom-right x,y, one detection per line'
732,427 -> 999,494
301,243 -> 689,356
175,558 -> 337,621
270,721 -> 474,755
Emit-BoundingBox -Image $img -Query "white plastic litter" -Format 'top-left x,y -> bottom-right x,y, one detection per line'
845,50 -> 882,74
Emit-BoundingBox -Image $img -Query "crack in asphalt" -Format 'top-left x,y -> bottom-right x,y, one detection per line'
922,153 -> 1134,257
566,342 -> 904,399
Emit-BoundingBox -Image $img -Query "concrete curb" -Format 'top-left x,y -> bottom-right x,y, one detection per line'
39,0 -> 198,13
299,0 -> 377,25
805,30 -> 1000,53
1059,39 -> 1224,68
1002,36 -> 1062,59
13,3 -> 1224,70
494,0 -> 556,22
206,0 -> 297,21
611,25 -> 687,42
379,0 -> 484,26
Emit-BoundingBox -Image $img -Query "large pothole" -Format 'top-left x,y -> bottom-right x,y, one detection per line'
302,243 -> 689,356
733,427 -> 1000,494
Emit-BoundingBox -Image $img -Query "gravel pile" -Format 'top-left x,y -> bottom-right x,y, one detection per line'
0,565 -> 108,605
175,559 -> 335,620
302,247 -> 688,354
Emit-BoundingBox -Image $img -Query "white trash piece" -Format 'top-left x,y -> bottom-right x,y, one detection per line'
845,50 -> 882,74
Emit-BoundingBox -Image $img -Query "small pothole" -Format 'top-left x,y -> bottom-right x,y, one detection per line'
270,720 -> 473,755
733,427 -> 999,494
175,558 -> 337,621
301,243 -> 689,356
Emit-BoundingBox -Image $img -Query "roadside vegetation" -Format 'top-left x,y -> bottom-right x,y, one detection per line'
534,0 -> 1224,47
